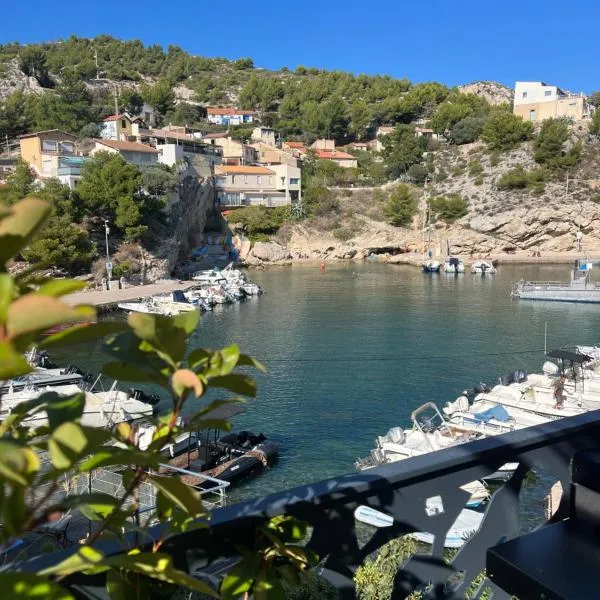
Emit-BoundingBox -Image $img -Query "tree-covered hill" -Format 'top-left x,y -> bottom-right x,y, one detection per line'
0,35 -> 508,143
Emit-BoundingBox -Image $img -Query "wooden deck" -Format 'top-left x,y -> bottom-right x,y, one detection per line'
64,280 -> 197,307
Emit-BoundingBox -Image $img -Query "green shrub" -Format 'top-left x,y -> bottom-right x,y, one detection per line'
429,193 -> 469,223
448,115 -> 487,145
407,163 -> 430,184
481,111 -> 533,151
468,160 -> 484,176
496,165 -> 547,193
230,205 -> 290,241
304,184 -> 340,216
534,118 -> 581,170
332,227 -> 354,241
474,175 -> 484,186
383,184 -> 417,227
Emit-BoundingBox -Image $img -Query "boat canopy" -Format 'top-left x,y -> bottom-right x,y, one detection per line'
546,349 -> 592,364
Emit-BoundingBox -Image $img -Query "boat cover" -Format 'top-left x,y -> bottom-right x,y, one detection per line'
472,405 -> 511,423
547,349 -> 592,364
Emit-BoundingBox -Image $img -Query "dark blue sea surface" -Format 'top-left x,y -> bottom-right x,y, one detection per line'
53,262 -> 600,507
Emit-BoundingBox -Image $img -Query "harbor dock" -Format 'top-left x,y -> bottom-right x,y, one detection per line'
64,280 -> 197,308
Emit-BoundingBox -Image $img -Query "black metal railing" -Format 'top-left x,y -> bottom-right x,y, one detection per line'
14,410 -> 600,600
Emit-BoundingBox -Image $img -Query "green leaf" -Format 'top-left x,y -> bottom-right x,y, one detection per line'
48,423 -> 111,470
220,555 -> 261,600
105,570 -> 130,600
3,486 -> 26,535
63,493 -> 119,521
78,447 -> 158,472
36,279 -> 87,298
0,273 -> 15,322
209,374 -> 257,397
39,546 -> 106,577
172,309 -> 200,334
274,518 -> 308,543
44,392 -> 85,429
171,369 -> 204,398
0,197 -> 53,264
6,295 -> 95,338
254,565 -> 285,600
146,474 -> 204,517
188,348 -> 210,370
103,552 -> 217,598
0,573 -> 75,600
127,313 -> 187,364
40,321 -> 129,349
204,345 -> 240,378
101,361 -> 169,388
0,439 -> 40,486
0,340 -> 32,380
238,353 -> 267,373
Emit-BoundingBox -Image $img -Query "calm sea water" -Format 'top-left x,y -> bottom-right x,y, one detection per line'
53,262 -> 600,506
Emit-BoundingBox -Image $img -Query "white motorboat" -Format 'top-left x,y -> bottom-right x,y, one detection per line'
240,282 -> 262,296
356,403 -> 518,483
119,291 -> 198,316
422,259 -> 441,273
443,257 -> 465,273
0,382 -> 154,429
191,269 -> 228,286
471,260 -> 497,275
354,503 -> 484,549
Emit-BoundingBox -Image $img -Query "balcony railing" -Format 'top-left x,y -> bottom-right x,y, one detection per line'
14,410 -> 600,599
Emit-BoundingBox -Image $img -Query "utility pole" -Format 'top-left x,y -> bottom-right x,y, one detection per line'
114,85 -> 119,117
94,48 -> 100,80
104,220 -> 112,289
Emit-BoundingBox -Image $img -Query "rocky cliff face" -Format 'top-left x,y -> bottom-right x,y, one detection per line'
0,59 -> 46,101
458,81 -> 513,106
144,177 -> 215,279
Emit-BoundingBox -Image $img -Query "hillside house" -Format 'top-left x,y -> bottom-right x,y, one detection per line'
371,126 -> 395,152
282,141 -> 307,158
313,149 -> 358,169
414,127 -> 441,141
513,81 -> 594,122
310,139 -> 336,151
251,126 -> 277,146
251,142 -> 300,168
215,165 -> 288,207
19,130 -> 84,189
138,128 -> 222,176
91,139 -> 158,167
100,114 -> 134,141
201,134 -> 257,166
206,107 -> 256,125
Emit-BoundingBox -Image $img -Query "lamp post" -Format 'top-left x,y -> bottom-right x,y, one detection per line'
104,220 -> 112,289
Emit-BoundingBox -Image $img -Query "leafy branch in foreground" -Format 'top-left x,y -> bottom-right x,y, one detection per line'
0,197 -> 316,599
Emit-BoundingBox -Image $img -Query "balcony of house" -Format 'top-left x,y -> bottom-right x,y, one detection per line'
56,156 -> 86,177
17,410 -> 600,599
216,189 -> 288,207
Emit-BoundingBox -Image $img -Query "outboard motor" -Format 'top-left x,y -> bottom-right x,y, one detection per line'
473,382 -> 490,395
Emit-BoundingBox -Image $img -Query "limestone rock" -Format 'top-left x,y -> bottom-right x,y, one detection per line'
249,241 -> 291,263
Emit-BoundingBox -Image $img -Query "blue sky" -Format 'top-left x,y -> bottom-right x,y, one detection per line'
1,0 -> 598,92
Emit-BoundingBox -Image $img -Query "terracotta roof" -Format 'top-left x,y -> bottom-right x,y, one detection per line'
202,132 -> 229,140
215,165 -> 275,175
94,139 -> 158,153
314,150 -> 356,160
284,141 -> 305,148
18,129 -> 77,140
207,107 -> 257,116
103,114 -> 130,122
143,128 -> 199,142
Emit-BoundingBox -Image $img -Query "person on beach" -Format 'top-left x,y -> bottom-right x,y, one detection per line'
553,375 -> 566,409
320,262 -> 325,271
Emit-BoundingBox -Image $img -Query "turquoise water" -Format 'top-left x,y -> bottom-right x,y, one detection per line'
53,262 -> 600,503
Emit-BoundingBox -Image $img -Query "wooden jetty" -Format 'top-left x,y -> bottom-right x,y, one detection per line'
64,280 -> 197,308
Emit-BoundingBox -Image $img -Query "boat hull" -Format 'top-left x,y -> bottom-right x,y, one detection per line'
514,288 -> 600,303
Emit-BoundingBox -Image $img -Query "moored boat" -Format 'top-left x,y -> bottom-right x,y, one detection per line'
471,260 -> 496,275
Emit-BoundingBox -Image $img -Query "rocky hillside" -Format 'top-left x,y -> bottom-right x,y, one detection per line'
458,81 -> 513,106
238,127 -> 600,266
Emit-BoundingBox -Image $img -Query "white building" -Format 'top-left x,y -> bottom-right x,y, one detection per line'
513,81 -> 593,122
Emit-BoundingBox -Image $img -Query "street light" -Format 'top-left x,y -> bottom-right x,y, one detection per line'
104,220 -> 112,289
